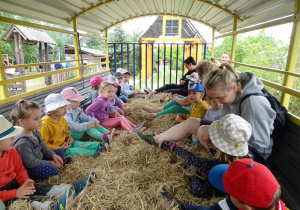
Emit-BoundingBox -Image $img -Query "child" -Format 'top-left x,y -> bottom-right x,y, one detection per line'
108,72 -> 123,97
86,81 -> 146,132
109,84 -> 127,116
174,82 -> 209,123
61,87 -> 117,143
163,158 -> 287,210
39,94 -> 106,157
140,114 -> 266,199
0,115 -> 98,210
88,76 -> 105,102
10,100 -> 71,180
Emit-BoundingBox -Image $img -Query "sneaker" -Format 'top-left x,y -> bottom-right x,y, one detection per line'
158,185 -> 178,207
188,141 -> 200,147
180,163 -> 191,172
136,132 -> 157,145
134,121 -> 146,129
130,126 -> 146,133
74,171 -> 98,196
158,141 -> 176,151
144,87 -> 152,94
63,155 -> 72,165
51,185 -> 76,210
103,128 -> 116,142
145,92 -> 154,99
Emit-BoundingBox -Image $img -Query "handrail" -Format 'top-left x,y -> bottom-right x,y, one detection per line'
0,57 -> 109,69
212,58 -> 300,78
0,61 -> 109,85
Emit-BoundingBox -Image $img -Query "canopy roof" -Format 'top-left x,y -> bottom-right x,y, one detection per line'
0,0 -> 295,35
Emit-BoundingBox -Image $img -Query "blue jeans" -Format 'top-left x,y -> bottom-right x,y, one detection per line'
119,94 -> 130,102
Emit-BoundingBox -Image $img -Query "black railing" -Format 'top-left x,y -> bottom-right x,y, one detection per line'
108,43 -> 206,89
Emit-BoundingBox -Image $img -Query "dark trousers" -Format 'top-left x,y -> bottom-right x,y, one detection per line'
116,86 -> 121,97
155,84 -> 188,96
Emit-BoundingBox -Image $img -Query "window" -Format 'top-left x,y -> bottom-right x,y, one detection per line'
165,19 -> 179,35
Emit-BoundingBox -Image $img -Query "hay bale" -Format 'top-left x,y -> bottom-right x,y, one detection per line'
8,94 -> 224,210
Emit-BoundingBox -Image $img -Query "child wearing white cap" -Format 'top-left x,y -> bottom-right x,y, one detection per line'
39,94 -> 106,157
157,114 -> 267,199
0,115 -> 98,210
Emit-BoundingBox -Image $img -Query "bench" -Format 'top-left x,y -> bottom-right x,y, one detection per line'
0,71 -> 110,119
268,119 -> 300,209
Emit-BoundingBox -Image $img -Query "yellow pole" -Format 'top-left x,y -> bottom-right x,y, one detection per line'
0,43 -> 9,99
105,29 -> 109,70
281,0 -> 300,108
162,17 -> 166,44
73,19 -> 80,78
231,17 -> 237,67
141,39 -> 147,82
211,29 -> 215,58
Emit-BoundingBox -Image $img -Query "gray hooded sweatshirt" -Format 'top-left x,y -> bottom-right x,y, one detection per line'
222,72 -> 276,155
14,130 -> 55,169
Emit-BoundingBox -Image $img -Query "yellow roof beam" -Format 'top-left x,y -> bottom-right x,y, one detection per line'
67,0 -> 119,24
195,0 -> 243,22
100,13 -> 219,32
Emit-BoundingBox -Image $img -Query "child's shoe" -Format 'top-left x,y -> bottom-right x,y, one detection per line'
145,92 -> 154,99
63,155 -> 72,165
134,121 -> 146,129
136,132 -> 157,145
158,185 -> 179,207
159,141 -> 177,152
103,128 -> 116,142
144,87 -> 152,94
74,171 -> 98,196
130,126 -> 146,133
180,163 -> 191,172
188,141 -> 200,147
51,185 -> 76,210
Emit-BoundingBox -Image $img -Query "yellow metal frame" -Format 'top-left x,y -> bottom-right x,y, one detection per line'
0,44 -> 9,99
231,17 -> 237,67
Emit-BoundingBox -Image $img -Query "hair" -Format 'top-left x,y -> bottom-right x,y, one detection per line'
222,52 -> 231,59
195,60 -> 216,78
202,63 -> 243,94
10,99 -> 40,126
215,148 -> 251,164
99,81 -> 114,91
184,57 -> 196,65
92,84 -> 100,90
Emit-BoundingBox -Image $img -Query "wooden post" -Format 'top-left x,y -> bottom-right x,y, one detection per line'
39,42 -> 43,72
44,42 -> 52,85
14,32 -> 26,92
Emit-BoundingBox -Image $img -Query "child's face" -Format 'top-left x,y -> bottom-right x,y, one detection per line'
101,85 -> 116,100
117,78 -> 122,84
50,105 -> 68,117
0,136 -> 15,153
122,74 -> 130,83
68,100 -> 80,110
188,91 -> 202,103
20,108 -> 42,130
210,99 -> 223,111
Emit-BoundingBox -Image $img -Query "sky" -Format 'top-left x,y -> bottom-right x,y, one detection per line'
119,16 -> 293,46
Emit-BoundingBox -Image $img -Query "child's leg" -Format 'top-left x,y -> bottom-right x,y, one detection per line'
101,116 -> 135,131
54,148 -> 65,160
69,130 -> 86,141
119,94 -> 129,102
189,177 -> 226,198
157,105 -> 190,117
65,141 -> 100,157
27,164 -> 59,180
163,100 -> 181,109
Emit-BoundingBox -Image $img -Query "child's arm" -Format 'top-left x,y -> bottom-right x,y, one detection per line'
65,110 -> 92,132
121,83 -> 134,95
174,96 -> 192,106
114,95 -> 125,108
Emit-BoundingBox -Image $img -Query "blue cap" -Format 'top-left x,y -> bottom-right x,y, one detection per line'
113,72 -> 123,78
183,82 -> 205,92
208,164 -> 230,193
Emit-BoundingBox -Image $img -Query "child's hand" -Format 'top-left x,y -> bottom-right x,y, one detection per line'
94,120 -> 100,127
51,160 -> 62,168
131,86 -> 135,90
16,180 -> 35,199
87,121 -> 96,129
52,154 -> 63,167
61,142 -> 71,150
133,91 -> 138,95
180,80 -> 185,85
175,114 -> 185,123
67,137 -> 74,144
121,105 -> 127,115
109,111 -> 117,118
120,110 -> 125,116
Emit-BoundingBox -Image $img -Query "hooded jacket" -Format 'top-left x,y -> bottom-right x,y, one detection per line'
14,130 -> 54,169
222,72 -> 276,152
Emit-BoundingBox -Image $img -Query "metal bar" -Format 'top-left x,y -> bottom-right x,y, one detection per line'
0,62 -> 108,85
133,44 -> 136,86
121,44 -> 123,68
182,44 -> 185,77
146,43 -> 148,88
213,15 -> 299,40
211,29 -> 215,57
163,43 -> 166,85
0,69 -> 110,105
139,44 -> 142,89
170,44 -> 172,83
114,44 -> 117,71
143,38 -> 204,41
231,17 -> 238,68
127,44 -> 129,72
281,0 -> 300,108
157,44 -> 160,89
0,16 -> 76,35
288,112 -> 300,126
151,44 -> 154,90
72,20 -> 80,78
203,44 -> 207,59
195,44 -> 198,63
0,43 -> 9,99
261,78 -> 300,99
105,29 -> 109,70
189,44 -> 192,56
176,44 -> 179,84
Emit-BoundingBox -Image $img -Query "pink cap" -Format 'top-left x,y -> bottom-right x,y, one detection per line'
90,76 -> 104,87
121,69 -> 131,76
61,87 -> 85,102
113,83 -> 120,87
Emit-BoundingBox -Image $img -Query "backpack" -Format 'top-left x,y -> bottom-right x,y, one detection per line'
239,88 -> 288,139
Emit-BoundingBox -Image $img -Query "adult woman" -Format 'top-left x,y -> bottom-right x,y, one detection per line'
137,63 -> 275,159
145,57 -> 197,96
